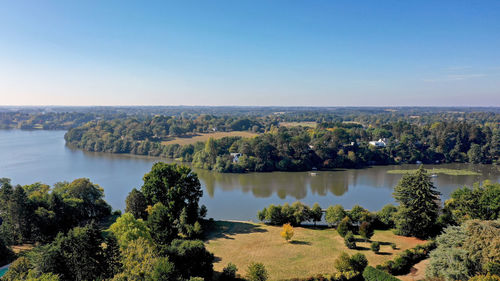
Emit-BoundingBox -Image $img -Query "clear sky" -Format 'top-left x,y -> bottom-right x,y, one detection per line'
1,0 -> 499,106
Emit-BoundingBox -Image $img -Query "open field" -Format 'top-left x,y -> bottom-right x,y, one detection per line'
161,131 -> 259,145
279,122 -> 317,128
387,168 -> 481,176
205,221 -> 426,280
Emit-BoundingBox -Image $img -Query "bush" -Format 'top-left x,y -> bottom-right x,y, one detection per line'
344,231 -> 356,249
469,274 -> 500,281
359,221 -> 374,241
363,266 -> 401,281
247,262 -> 268,281
221,263 -> 238,281
337,216 -> 352,237
371,242 -> 380,253
281,223 -> 294,242
391,243 -> 397,250
378,241 -> 437,275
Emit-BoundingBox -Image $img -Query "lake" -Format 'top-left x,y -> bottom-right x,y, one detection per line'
1,130 -> 499,221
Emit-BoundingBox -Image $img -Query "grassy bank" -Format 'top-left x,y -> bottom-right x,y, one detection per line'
205,221 -> 426,280
387,168 -> 481,176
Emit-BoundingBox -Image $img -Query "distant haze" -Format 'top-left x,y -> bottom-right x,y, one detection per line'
1,1 -> 499,106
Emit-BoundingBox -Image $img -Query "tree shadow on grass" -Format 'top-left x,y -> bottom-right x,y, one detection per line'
375,252 -> 392,256
290,240 -> 311,245
205,220 -> 267,240
355,246 -> 370,251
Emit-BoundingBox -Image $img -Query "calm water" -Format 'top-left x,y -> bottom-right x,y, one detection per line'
1,130 -> 499,221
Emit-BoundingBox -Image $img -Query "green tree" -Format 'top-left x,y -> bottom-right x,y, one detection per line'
393,166 -> 441,238
141,162 -> 203,226
337,216 -> 352,237
359,221 -> 374,241
468,143 -> 484,164
125,188 -> 148,220
247,262 -> 268,281
108,212 -> 151,249
377,204 -> 398,229
166,239 -> 215,280
310,203 -> 323,226
344,231 -> 356,249
325,205 -> 346,227
147,202 -> 177,246
221,263 -> 238,281
371,242 -> 380,253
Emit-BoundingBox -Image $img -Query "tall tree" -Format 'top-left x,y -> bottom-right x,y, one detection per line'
125,188 -> 148,220
141,162 -> 203,226
393,166 -> 441,238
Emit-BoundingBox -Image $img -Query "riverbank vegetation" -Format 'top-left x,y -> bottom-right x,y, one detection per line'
387,168 -> 481,176
63,109 -> 500,172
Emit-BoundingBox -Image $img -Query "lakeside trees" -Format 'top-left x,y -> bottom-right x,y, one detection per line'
62,108 -> 500,173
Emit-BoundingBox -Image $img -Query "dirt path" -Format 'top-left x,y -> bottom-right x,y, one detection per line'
398,259 -> 429,281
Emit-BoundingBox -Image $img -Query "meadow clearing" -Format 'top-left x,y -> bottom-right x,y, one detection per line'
205,221 -> 426,280
161,131 -> 260,145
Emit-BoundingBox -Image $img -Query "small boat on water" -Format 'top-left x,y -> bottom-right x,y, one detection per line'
430,174 -> 438,178
310,172 -> 318,176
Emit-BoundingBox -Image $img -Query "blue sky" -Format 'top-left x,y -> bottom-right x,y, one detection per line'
1,0 -> 499,106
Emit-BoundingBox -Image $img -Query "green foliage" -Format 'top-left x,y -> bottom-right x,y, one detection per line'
359,221 -> 374,241
377,204 -> 398,229
27,223 -> 121,281
337,216 -> 352,237
349,205 -> 369,225
363,266 -> 401,281
166,239 -> 215,280
141,162 -> 203,225
444,181 -> 500,223
257,202 -> 312,226
393,166 -> 441,238
0,238 -> 15,266
469,274 -> 500,281
334,252 -> 367,278
147,202 -> 178,246
310,203 -> 323,226
125,188 -> 148,220
220,263 -> 238,281
344,231 -> 356,249
325,205 -> 346,227
379,241 -> 437,275
108,212 -> 152,249
371,242 -> 381,253
247,262 -> 268,281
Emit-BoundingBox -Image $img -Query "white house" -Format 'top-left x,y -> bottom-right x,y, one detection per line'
369,138 -> 388,148
230,153 -> 242,163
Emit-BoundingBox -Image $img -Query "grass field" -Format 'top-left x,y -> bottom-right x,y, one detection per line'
205,221 -> 426,280
279,122 -> 317,128
387,168 -> 481,176
161,131 -> 259,146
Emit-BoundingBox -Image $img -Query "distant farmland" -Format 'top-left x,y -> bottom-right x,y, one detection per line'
161,131 -> 259,145
279,121 -> 317,128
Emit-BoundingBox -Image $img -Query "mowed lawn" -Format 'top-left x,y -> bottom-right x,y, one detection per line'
205,221 -> 426,280
161,131 -> 259,146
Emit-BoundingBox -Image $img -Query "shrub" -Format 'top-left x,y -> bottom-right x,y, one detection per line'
247,262 -> 268,281
378,241 -> 437,275
337,216 -> 352,237
281,223 -> 294,242
363,266 -> 401,281
371,241 -> 380,253
359,221 -> 374,241
391,243 -> 397,250
344,231 -> 356,249
469,274 -> 500,281
221,263 -> 238,281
